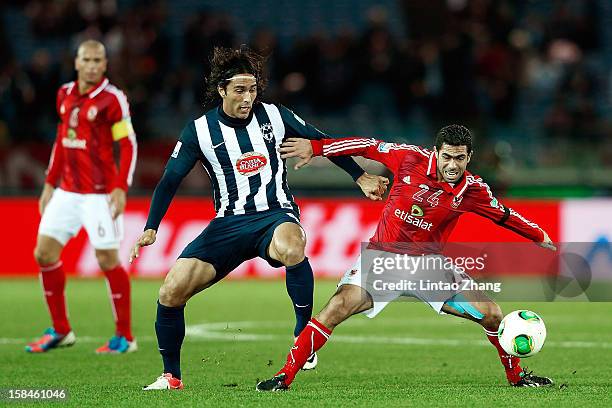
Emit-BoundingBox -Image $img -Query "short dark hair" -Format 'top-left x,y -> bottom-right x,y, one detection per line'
204,46 -> 268,108
435,124 -> 472,153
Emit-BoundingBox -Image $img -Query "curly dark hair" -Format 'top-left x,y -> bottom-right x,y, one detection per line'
204,46 -> 268,108
434,124 -> 473,153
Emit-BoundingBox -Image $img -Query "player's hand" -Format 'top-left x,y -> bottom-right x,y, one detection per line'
129,229 -> 157,263
356,173 -> 390,201
109,188 -> 126,219
279,137 -> 313,170
38,183 -> 55,215
536,228 -> 557,251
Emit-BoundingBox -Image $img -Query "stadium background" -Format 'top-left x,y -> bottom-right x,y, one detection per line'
1,2 -> 611,407
1,0 -> 610,277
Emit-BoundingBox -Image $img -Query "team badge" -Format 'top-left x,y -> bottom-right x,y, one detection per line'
451,195 -> 464,209
236,151 -> 268,176
349,269 -> 358,276
260,122 -> 274,142
87,105 -> 98,121
60,104 -> 65,115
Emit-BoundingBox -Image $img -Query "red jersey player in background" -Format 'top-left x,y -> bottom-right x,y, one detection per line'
26,40 -> 138,354
257,124 -> 556,391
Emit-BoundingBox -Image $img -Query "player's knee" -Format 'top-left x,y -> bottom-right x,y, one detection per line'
275,240 -> 306,266
33,246 -> 58,266
95,251 -> 119,271
482,303 -> 503,331
159,281 -> 188,307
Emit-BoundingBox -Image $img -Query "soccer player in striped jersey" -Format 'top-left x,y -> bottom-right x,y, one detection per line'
131,46 -> 389,390
27,40 -> 138,354
256,125 -> 555,391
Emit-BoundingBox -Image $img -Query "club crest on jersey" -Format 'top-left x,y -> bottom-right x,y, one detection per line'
60,104 -> 66,115
236,151 -> 268,176
87,105 -> 98,121
451,195 -> 464,209
260,122 -> 274,142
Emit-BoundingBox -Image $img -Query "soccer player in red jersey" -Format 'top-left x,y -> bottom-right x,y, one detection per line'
257,124 -> 556,390
26,40 -> 138,354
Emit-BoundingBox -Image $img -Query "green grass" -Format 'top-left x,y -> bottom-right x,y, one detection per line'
2,279 -> 611,407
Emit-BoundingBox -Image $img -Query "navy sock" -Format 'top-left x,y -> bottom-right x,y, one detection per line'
155,301 -> 185,379
285,257 -> 314,337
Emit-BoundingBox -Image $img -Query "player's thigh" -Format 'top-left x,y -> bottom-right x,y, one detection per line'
81,193 -> 123,250
37,189 -> 83,248
159,258 -> 217,307
267,221 -> 306,265
34,234 -> 65,265
317,284 -> 374,329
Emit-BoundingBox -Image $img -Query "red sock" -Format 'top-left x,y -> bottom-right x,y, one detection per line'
104,265 -> 133,341
39,261 -> 71,335
278,318 -> 332,385
485,329 -> 522,384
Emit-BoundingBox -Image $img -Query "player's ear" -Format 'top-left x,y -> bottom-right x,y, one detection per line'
467,151 -> 472,164
218,86 -> 226,98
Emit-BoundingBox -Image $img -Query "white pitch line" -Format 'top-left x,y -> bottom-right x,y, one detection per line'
6,321 -> 612,350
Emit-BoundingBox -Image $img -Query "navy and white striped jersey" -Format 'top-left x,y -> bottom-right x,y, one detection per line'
165,102 -> 364,218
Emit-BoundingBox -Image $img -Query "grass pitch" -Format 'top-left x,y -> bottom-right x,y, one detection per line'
2,279 -> 611,407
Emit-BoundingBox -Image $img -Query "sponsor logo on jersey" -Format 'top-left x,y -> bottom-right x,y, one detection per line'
171,141 -> 182,158
490,198 -> 499,208
394,208 -> 433,231
260,122 -> 274,142
411,204 -> 424,217
62,128 -> 87,149
236,152 -> 268,176
87,105 -> 98,121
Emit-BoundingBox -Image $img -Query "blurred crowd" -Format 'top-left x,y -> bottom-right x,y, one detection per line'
0,0 -> 610,170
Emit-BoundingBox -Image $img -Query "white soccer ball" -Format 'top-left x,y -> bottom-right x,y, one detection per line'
498,310 -> 547,358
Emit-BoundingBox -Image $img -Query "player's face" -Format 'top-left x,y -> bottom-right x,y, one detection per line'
75,45 -> 107,86
435,144 -> 471,183
219,75 -> 257,119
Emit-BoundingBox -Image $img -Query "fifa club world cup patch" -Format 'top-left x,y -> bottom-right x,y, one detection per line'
377,142 -> 391,153
260,122 -> 274,142
236,152 -> 268,176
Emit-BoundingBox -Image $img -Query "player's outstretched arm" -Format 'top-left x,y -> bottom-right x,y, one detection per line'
130,229 -> 156,263
279,137 -> 389,200
467,178 -> 556,251
536,228 -> 556,251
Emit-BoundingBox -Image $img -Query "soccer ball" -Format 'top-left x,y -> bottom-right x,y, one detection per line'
498,310 -> 547,358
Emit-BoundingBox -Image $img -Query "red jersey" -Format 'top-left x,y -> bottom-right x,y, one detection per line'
311,137 -> 544,253
45,77 -> 137,194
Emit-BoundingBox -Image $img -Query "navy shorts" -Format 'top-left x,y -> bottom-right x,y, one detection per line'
179,208 -> 300,282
